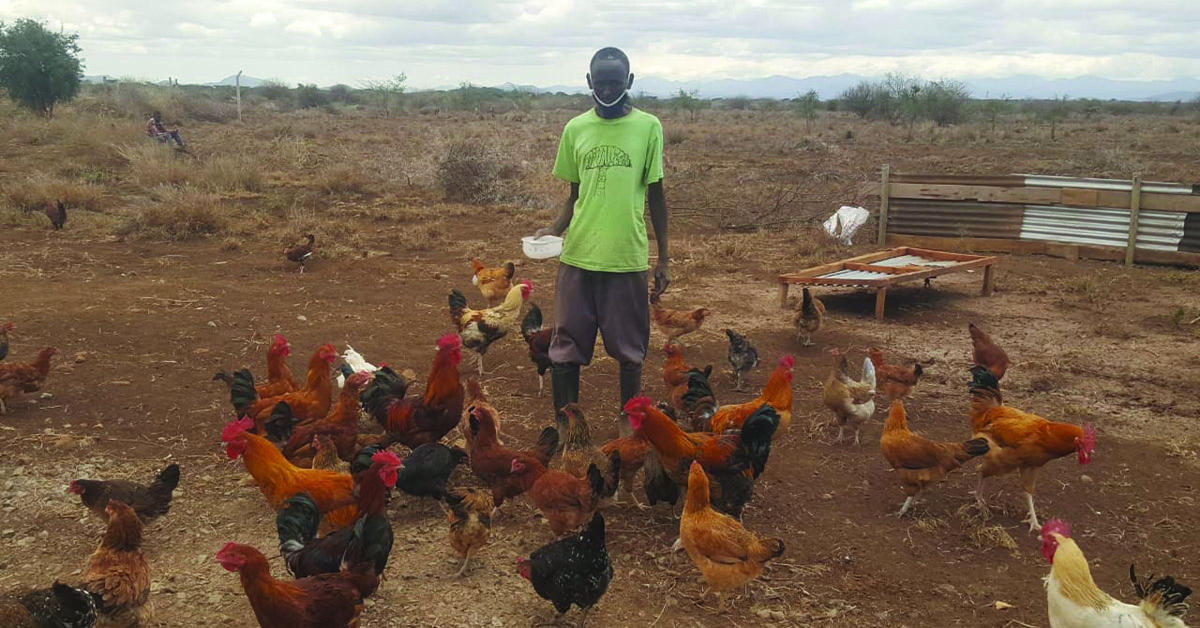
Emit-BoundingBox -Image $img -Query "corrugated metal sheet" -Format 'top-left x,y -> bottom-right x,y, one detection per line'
1182,213 -> 1200,253
875,254 -> 958,268
884,173 -> 1200,261
888,200 -> 1025,239
820,269 -> 889,281
1023,174 -> 1196,195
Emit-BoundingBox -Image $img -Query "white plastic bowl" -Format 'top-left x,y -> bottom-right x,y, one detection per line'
522,235 -> 563,260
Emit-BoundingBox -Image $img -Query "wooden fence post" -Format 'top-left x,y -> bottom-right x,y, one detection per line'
236,70 -> 243,122
877,164 -> 891,246
1125,174 -> 1142,266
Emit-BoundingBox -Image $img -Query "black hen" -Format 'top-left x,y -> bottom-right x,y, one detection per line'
68,463 -> 181,523
0,581 -> 96,628
521,304 -> 553,397
724,329 -> 759,391
395,443 -> 468,501
517,512 -> 613,624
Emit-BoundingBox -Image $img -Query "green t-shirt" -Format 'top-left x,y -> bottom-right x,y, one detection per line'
551,108 -> 664,273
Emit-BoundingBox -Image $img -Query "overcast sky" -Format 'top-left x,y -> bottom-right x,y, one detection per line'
5,0 -> 1200,88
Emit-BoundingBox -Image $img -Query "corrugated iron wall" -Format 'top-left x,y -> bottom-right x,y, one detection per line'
885,173 -> 1200,262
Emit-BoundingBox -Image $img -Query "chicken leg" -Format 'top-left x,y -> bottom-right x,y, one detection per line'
537,373 -> 545,397
1023,492 -> 1041,532
0,398 -> 5,415
1019,467 -> 1042,532
455,549 -> 472,577
898,496 -> 915,517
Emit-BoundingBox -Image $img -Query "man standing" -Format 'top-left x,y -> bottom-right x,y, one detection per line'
533,47 -> 669,437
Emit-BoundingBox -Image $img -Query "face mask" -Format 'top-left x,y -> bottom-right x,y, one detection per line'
592,88 -> 628,108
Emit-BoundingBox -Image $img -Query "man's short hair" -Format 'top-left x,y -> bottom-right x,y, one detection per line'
591,47 -> 629,73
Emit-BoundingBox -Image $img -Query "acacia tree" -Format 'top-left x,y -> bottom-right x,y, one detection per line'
362,73 -> 406,117
672,88 -> 701,121
795,89 -> 820,131
0,19 -> 83,117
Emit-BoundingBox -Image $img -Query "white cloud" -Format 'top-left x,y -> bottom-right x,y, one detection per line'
250,12 -> 277,27
284,20 -> 322,37
1,0 -> 1198,87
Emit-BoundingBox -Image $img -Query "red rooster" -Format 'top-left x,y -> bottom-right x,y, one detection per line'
217,542 -> 377,628
361,334 -> 464,449
625,396 -> 779,518
232,343 -> 338,435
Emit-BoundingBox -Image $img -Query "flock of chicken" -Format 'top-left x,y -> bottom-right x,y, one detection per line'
0,257 -> 1191,628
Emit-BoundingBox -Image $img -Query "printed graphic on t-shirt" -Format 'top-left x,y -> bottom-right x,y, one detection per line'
582,145 -> 632,195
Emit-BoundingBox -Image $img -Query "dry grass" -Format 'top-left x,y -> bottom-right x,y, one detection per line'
115,143 -> 193,187
317,164 -> 375,196
115,187 -> 231,240
2,172 -> 110,213
196,155 -> 264,192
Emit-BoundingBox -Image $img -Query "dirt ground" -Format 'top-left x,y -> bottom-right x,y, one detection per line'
1,106 -> 1199,627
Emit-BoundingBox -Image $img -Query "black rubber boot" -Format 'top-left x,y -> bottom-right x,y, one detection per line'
551,364 -> 580,447
617,363 -> 643,437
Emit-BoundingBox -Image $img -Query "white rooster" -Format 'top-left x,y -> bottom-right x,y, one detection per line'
336,344 -> 379,388
1041,519 -> 1192,628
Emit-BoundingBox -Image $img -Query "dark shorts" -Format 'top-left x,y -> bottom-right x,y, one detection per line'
549,263 -> 649,367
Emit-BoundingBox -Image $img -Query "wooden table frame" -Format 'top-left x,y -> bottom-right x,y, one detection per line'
778,247 -> 998,321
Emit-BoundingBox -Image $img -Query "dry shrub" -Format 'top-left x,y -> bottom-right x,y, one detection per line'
395,222 -> 447,250
197,155 -> 263,192
318,164 -> 374,195
268,136 -> 320,170
2,172 -> 109,213
265,121 -> 320,140
78,82 -> 238,123
116,187 -> 229,240
115,143 -> 192,187
436,140 -> 521,205
968,525 -> 1019,553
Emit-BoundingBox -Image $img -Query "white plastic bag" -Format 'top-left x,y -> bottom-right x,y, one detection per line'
823,205 -> 870,245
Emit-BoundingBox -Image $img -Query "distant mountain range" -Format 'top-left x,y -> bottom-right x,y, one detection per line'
84,73 -> 1200,102
505,74 -> 1200,102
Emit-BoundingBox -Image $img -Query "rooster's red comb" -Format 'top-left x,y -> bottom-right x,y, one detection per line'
437,333 -> 461,350
1041,519 -> 1071,540
623,396 -> 653,413
778,355 -> 795,370
221,416 -> 254,442
1081,423 -> 1096,448
372,449 -> 402,469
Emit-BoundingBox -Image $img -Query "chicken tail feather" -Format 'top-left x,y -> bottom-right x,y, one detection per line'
360,366 -> 408,425
741,405 -> 781,478
153,463 -> 181,494
276,494 -> 321,558
532,426 -> 559,466
229,368 -> 257,414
